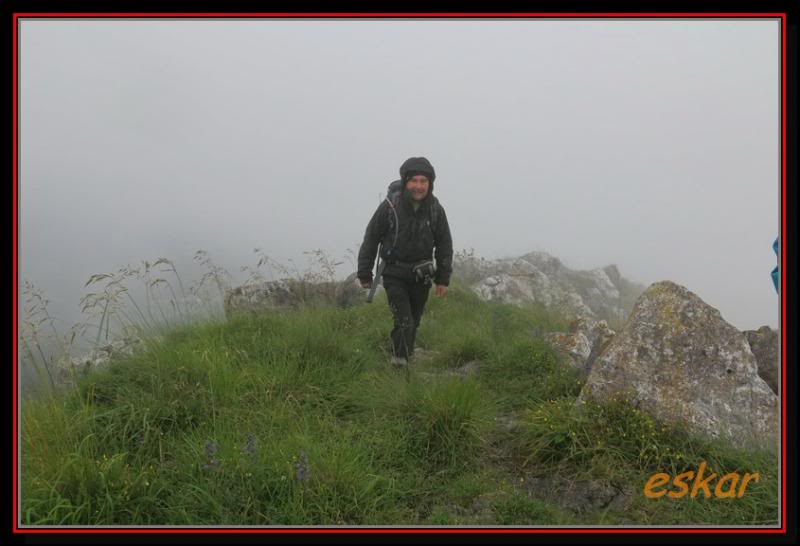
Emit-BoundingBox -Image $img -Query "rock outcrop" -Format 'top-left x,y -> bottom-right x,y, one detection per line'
744,326 -> 780,395
455,250 -> 644,325
224,272 -> 373,317
578,281 -> 778,449
55,335 -> 152,384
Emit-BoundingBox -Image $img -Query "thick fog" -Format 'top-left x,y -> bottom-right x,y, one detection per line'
19,18 -> 780,351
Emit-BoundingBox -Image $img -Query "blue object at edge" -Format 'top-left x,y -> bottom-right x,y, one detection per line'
772,237 -> 779,293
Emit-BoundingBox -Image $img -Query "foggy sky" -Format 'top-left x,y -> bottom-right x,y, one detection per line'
19,18 -> 780,335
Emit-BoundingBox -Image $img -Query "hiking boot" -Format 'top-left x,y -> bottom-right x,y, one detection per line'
390,356 -> 409,368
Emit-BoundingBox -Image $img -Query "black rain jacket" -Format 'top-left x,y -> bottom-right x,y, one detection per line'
357,189 -> 453,286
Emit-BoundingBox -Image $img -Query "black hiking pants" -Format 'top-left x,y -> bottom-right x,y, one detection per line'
382,274 -> 431,359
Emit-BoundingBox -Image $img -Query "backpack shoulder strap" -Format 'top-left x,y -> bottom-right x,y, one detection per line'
382,180 -> 403,252
428,196 -> 440,235
385,179 -> 403,228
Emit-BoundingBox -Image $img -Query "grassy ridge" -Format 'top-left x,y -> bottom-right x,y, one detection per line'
20,282 -> 779,526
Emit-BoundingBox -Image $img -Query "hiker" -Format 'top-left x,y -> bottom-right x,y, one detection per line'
357,157 -> 453,368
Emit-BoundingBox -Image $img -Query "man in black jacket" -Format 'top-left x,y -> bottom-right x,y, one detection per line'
357,157 -> 453,368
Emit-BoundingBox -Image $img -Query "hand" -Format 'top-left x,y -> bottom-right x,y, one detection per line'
359,278 -> 373,289
435,284 -> 448,298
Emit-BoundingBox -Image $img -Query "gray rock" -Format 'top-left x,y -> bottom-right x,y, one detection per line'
455,250 -> 645,324
55,334 -> 151,384
544,330 -> 592,373
224,272 -> 374,317
586,319 -> 616,371
558,480 -> 627,515
520,474 -> 633,515
455,360 -> 481,377
579,281 -> 778,449
744,326 -> 780,395
586,318 -> 613,345
544,316 -> 616,375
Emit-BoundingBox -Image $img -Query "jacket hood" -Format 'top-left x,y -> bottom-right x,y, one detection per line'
399,157 -> 436,192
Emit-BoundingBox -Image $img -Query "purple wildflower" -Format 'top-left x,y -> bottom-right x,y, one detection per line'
243,433 -> 258,458
203,440 -> 220,470
294,450 -> 311,482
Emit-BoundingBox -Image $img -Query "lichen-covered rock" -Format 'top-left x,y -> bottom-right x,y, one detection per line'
744,326 -> 780,395
544,316 -> 616,375
588,319 -> 616,349
568,316 -> 595,336
474,273 -> 541,308
578,281 -> 778,449
224,273 -> 373,317
586,319 -> 616,371
544,330 -> 592,372
456,250 -> 644,324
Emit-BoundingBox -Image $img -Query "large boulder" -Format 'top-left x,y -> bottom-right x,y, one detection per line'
578,281 -> 778,449
744,326 -> 780,395
456,250 -> 644,325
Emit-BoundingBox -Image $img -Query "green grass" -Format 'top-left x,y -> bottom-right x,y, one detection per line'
20,280 -> 779,526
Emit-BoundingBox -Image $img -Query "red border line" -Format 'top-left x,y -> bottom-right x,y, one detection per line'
11,12 -> 788,535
